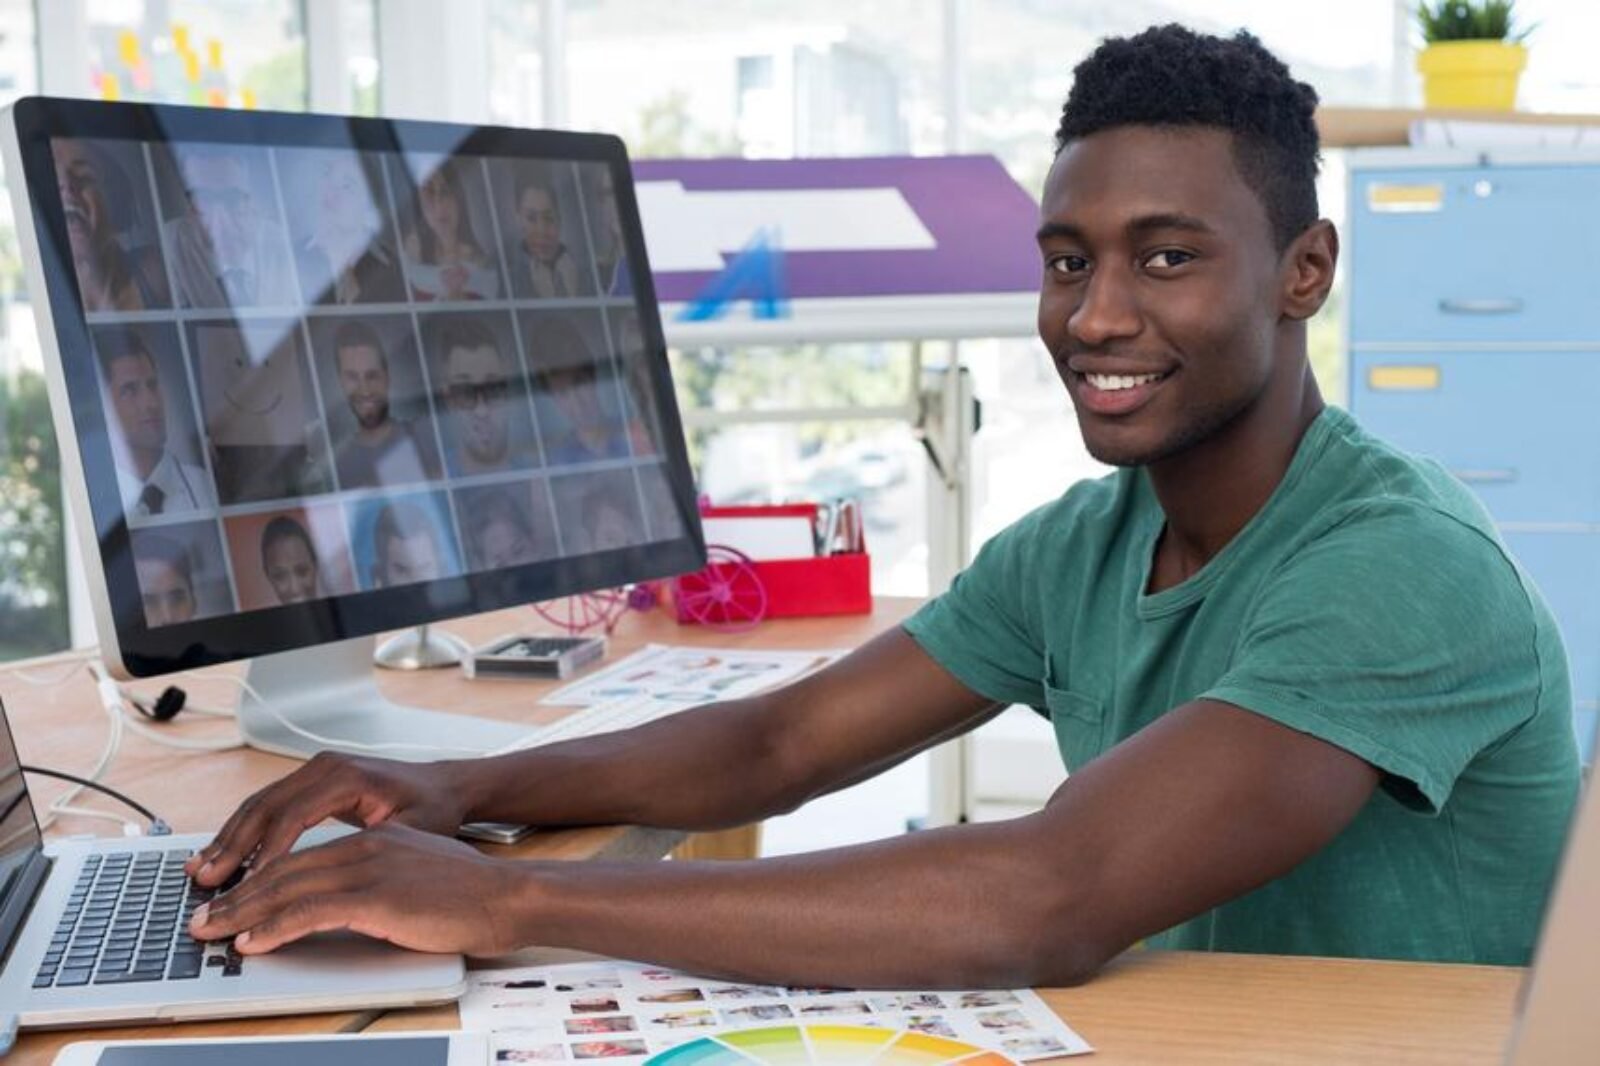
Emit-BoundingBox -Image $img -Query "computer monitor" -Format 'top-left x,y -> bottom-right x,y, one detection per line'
1,97 -> 705,759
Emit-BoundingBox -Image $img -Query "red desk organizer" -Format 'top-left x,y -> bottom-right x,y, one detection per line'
675,503 -> 872,623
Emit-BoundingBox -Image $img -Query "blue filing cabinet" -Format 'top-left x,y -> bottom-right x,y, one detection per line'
1347,149 -> 1600,758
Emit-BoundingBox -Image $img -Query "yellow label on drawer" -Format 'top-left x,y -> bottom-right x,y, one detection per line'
1368,365 -> 1441,391
1367,182 -> 1444,213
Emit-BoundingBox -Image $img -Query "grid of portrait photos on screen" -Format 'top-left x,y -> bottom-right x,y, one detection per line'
54,135 -> 683,628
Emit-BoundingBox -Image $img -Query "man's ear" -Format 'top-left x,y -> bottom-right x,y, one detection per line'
1280,219 -> 1339,322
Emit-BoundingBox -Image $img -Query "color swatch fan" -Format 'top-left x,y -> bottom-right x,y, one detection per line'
647,1025 -> 1018,1066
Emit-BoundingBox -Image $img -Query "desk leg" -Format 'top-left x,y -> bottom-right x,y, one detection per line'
672,824 -> 762,860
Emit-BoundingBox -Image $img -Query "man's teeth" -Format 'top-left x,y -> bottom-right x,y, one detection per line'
1085,372 -> 1163,391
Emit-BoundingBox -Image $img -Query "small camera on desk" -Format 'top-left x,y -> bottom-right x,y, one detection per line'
462,634 -> 606,680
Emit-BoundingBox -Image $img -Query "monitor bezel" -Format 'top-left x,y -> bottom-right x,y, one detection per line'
7,96 -> 705,678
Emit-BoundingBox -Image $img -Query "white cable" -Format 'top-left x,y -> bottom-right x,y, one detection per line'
36,663 -> 127,833
226,674 -> 512,758
88,662 -> 244,754
117,711 -> 244,752
168,669 -> 243,717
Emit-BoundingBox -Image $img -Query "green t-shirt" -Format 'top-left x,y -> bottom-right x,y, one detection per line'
904,406 -> 1579,965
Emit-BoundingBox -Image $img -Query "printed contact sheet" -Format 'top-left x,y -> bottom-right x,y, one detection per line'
459,961 -> 1092,1064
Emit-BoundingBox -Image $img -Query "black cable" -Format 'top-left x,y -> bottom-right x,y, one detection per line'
18,765 -> 170,834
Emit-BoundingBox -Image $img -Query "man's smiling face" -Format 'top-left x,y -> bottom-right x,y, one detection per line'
1036,126 -> 1287,468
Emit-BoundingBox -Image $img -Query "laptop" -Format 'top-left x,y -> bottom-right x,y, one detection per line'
0,695 -> 464,1042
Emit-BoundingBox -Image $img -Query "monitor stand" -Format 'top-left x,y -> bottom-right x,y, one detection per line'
373,624 -> 472,670
236,635 -> 534,762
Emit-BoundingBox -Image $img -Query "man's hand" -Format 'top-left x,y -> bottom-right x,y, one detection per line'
184,752 -> 476,888
189,823 -> 529,957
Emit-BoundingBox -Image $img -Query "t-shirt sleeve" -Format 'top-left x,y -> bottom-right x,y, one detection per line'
902,520 -> 1046,708
1202,504 -> 1546,814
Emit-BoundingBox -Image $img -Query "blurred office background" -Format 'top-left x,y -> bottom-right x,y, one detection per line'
0,0 -> 1594,847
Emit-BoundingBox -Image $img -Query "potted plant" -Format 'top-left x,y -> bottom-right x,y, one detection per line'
1415,1 -> 1533,110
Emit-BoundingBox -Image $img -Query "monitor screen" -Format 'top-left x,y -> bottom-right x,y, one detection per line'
7,99 -> 704,676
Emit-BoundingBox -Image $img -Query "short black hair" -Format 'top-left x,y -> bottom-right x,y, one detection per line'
96,327 -> 157,381
332,320 -> 387,370
1054,24 -> 1321,250
431,315 -> 502,364
513,167 -> 559,211
135,532 -> 193,587
260,514 -> 317,572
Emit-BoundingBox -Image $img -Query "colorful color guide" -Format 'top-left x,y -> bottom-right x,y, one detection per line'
646,1025 -> 1020,1066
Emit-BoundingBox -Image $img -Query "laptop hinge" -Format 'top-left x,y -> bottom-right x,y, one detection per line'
0,849 -> 53,974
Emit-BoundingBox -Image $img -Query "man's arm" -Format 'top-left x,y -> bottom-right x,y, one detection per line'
462,628 -> 1003,831
190,628 -> 1000,883
194,698 -> 1378,988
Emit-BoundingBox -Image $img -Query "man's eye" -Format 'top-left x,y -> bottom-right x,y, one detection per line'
1144,249 -> 1195,270
1047,255 -> 1088,275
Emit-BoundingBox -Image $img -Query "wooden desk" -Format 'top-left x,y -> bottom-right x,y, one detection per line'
366,950 -> 1525,1065
3,598 -> 1529,1063
2,599 -> 918,1065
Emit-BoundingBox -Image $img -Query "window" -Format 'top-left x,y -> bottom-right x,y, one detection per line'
86,0 -> 306,109
0,0 -> 56,659
561,1 -> 945,159
551,3 -> 948,594
1516,0 -> 1600,113
346,1 -> 380,116
488,0 -> 542,128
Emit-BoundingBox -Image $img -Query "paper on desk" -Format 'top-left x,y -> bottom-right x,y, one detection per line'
540,643 -> 842,707
460,960 -> 1093,1061
702,514 -> 818,560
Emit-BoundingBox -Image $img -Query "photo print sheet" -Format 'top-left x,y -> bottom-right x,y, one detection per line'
539,644 -> 843,708
460,960 -> 1093,1064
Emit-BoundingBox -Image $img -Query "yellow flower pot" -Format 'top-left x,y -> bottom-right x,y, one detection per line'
1416,40 -> 1528,110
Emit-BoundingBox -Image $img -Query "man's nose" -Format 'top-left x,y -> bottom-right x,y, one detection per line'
1067,268 -> 1142,349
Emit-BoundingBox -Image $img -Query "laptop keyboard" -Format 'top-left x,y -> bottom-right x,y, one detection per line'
31,849 -> 238,990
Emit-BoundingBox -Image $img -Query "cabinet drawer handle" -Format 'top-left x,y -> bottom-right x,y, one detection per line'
1438,298 -> 1524,315
1452,468 -> 1519,484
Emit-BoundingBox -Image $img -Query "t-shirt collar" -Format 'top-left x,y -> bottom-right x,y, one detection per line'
1134,406 -> 1347,619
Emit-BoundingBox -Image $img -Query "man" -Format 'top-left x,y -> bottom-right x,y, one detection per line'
99,329 -> 215,517
188,27 -> 1579,988
369,500 -> 446,589
260,515 -> 322,605
166,146 -> 297,309
134,533 -> 197,626
435,317 -> 530,476
329,320 -> 443,489
53,139 -> 169,311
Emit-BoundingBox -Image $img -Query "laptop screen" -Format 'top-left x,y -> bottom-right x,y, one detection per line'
0,698 -> 43,958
